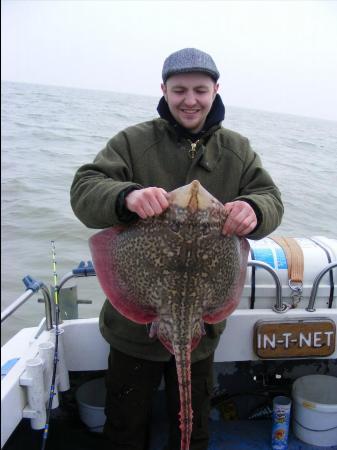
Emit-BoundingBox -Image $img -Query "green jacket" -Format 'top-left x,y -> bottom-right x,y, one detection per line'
70,118 -> 283,362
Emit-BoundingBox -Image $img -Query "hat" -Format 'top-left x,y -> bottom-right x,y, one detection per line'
162,48 -> 220,83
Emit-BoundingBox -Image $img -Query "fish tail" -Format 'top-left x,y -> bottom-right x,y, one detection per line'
174,344 -> 193,450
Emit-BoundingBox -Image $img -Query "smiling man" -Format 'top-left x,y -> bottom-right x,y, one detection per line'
162,72 -> 218,133
70,48 -> 283,450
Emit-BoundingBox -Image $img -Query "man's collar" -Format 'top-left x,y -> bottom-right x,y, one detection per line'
157,94 -> 225,142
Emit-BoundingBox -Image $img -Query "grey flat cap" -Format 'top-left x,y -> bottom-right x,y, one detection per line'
162,48 -> 220,83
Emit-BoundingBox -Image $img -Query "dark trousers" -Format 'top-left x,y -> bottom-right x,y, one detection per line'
103,348 -> 213,450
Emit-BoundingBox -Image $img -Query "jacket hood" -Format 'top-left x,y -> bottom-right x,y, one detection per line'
157,93 -> 225,142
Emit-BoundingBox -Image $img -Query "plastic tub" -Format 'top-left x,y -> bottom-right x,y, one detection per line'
292,374 -> 337,447
76,377 -> 106,433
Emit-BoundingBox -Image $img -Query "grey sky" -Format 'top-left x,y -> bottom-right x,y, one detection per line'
2,0 -> 337,121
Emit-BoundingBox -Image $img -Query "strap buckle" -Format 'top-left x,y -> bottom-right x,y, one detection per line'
288,279 -> 303,307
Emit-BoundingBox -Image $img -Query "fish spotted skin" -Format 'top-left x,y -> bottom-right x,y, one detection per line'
89,180 -> 250,450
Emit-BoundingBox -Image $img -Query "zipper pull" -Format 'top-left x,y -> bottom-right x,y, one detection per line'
188,140 -> 199,159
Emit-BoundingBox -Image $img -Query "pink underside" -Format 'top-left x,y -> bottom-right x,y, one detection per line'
89,227 -> 157,324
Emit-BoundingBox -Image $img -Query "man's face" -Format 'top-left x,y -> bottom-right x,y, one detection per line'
161,73 -> 219,134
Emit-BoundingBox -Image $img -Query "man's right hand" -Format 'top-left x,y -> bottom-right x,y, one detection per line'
125,187 -> 169,219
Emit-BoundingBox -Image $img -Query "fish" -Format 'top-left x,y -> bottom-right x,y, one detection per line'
89,180 -> 250,450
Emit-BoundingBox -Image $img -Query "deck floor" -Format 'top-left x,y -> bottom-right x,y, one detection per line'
3,372 -> 336,450
3,414 -> 336,450
150,417 -> 337,450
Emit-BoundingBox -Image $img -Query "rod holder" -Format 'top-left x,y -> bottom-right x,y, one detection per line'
20,357 -> 46,430
38,341 -> 59,409
49,328 -> 70,392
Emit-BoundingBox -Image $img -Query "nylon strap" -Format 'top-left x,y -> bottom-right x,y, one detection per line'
270,236 -> 304,283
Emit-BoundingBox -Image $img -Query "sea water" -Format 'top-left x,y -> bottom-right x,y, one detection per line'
1,81 -> 337,344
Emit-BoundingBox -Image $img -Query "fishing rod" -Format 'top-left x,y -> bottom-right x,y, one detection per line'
40,240 -> 60,450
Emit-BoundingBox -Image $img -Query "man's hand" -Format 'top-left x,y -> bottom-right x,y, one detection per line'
223,201 -> 257,237
125,187 -> 169,219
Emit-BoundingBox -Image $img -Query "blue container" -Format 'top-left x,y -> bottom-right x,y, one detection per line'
271,396 -> 292,450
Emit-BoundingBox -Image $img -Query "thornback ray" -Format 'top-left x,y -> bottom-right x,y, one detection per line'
89,180 -> 250,450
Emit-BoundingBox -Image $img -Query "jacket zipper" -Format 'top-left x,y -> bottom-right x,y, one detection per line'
188,140 -> 200,159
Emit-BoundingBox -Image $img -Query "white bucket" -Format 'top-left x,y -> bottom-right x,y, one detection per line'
76,377 -> 106,433
292,374 -> 337,447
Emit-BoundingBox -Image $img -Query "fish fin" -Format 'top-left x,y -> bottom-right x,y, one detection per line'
89,227 -> 157,323
149,321 -> 159,338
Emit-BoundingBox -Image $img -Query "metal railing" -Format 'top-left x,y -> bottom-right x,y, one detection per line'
247,260 -> 290,313
1,262 -> 96,327
1,277 -> 53,330
58,261 -> 96,291
306,261 -> 337,312
1,259 -> 336,327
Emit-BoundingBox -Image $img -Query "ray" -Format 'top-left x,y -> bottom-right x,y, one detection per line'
89,180 -> 250,450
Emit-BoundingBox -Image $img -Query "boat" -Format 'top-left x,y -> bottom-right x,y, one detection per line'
1,235 -> 337,449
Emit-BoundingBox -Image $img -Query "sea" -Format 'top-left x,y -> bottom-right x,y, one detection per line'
1,80 -> 337,345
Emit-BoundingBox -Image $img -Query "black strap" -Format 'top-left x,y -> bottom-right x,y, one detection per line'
310,238 -> 335,308
249,248 -> 256,309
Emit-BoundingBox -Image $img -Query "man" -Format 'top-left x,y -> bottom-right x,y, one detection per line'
70,48 -> 283,450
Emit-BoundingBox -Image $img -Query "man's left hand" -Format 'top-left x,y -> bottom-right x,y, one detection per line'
223,201 -> 257,237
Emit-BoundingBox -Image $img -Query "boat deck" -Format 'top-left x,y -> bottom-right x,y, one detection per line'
3,380 -> 336,450
3,414 -> 335,450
